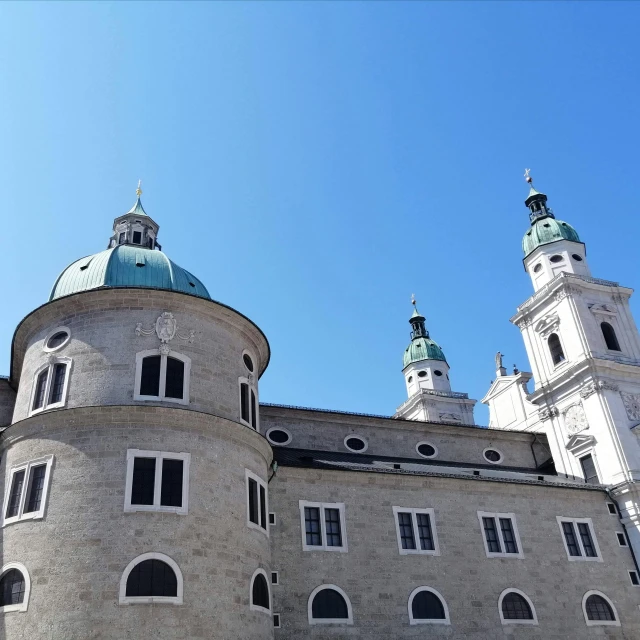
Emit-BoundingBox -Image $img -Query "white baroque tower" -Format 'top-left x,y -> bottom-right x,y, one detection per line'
509,173 -> 640,557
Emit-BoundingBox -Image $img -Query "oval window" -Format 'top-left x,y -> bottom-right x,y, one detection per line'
434,370 -> 443,377
344,436 -> 367,453
44,327 -> 71,352
416,442 -> 437,458
418,371 -> 427,378
549,255 -> 563,263
407,376 -> 413,383
266,428 -> 292,446
533,263 -> 542,273
483,449 -> 503,464
243,353 -> 254,372
572,254 -> 583,262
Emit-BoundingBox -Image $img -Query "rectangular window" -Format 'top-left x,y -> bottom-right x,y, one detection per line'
164,357 -> 185,400
124,450 -> 190,515
271,571 -> 279,585
478,512 -> 523,558
139,355 -> 161,397
630,571 -> 640,586
33,370 -> 48,410
607,502 -> 617,515
580,455 -> 599,485
268,512 -> 276,526
240,383 -> 249,422
30,359 -> 72,415
133,230 -> 142,244
246,470 -> 268,533
135,352 -> 190,405
239,379 -> 259,430
299,501 -> 347,552
250,390 -> 257,430
617,532 -> 627,547
118,232 -> 126,244
273,613 -> 281,628
392,507 -> 439,555
2,456 -> 54,526
557,517 -> 602,561
50,363 -> 67,404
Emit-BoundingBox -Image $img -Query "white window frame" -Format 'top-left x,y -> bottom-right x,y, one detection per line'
246,469 -> 269,536
43,326 -> 71,353
271,571 -> 279,585
343,434 -> 368,453
273,613 -> 281,628
477,511 -> 524,559
547,331 -> 569,371
119,552 -> 183,606
134,349 -> 191,405
556,516 -> 602,562
2,456 -> 54,527
269,512 -> 276,526
238,376 -> 259,430
498,588 -> 538,626
408,586 -> 451,625
582,590 -> 620,627
299,500 -> 348,552
629,570 -> 640,587
249,568 -> 272,615
392,507 -> 440,556
0,562 -> 31,613
29,357 -> 72,416
616,531 -> 628,547
266,427 -> 292,446
482,447 -> 504,465
308,584 -> 353,625
606,502 -> 617,515
124,449 -> 190,515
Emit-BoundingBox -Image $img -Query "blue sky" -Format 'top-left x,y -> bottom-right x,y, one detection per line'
1,2 -> 639,424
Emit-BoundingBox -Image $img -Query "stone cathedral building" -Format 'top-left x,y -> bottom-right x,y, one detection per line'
1,176 -> 640,639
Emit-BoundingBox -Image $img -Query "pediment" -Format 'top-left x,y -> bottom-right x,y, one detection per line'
566,433 -> 596,455
589,303 -> 617,316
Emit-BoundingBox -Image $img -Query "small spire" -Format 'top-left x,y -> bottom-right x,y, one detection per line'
136,179 -> 143,198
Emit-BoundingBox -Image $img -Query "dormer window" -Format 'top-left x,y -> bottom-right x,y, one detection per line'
133,231 -> 142,245
118,232 -> 126,244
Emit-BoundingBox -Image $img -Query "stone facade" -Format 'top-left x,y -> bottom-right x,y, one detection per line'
0,379 -> 15,427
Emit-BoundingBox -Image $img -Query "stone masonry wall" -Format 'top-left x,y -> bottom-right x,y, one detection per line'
0,378 -> 15,427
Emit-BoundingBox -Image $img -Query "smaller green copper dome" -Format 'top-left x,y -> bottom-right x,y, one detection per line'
50,245 -> 210,301
403,336 -> 446,367
522,217 -> 580,258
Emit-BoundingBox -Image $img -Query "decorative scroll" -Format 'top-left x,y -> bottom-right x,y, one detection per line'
538,406 -> 559,421
135,312 -> 195,354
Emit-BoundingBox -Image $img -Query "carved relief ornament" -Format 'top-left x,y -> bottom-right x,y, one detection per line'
135,312 -> 195,349
589,303 -> 617,318
621,392 -> 640,421
555,285 -> 582,303
580,380 -> 619,399
538,406 -> 559,421
517,318 -> 533,330
534,313 -> 560,338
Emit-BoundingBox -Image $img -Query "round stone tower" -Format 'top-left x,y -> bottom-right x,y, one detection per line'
0,187 -> 273,639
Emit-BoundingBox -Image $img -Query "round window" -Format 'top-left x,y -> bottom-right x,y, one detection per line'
243,353 -> 254,372
533,263 -> 542,273
266,428 -> 292,446
416,442 -> 437,458
418,371 -> 427,378
434,370 -> 443,377
44,327 -> 70,352
344,436 -> 367,453
483,449 -> 503,464
572,254 -> 583,262
549,255 -> 563,263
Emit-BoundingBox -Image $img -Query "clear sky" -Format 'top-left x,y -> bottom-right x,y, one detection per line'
1,2 -> 639,424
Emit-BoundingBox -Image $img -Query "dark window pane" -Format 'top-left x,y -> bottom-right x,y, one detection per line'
5,470 -> 25,519
580,455 -> 599,485
345,437 -> 365,451
268,430 -> 289,444
50,363 -> 67,404
412,590 -> 446,620
248,478 -> 259,525
33,369 -> 48,410
304,507 -> 322,546
131,457 -> 156,505
140,356 -> 161,397
311,588 -> 348,619
499,518 -> 518,554
118,232 -> 125,244
324,508 -> 342,547
502,592 -> 533,620
548,333 -> 565,365
631,572 -> 640,586
483,517 -> 502,553
160,459 -> 183,507
417,513 -> 435,551
250,390 -> 257,429
126,559 -> 177,597
0,569 -> 26,606
243,354 -> 254,372
133,231 -> 142,244
562,521 -> 581,556
47,331 -> 68,349
164,357 -> 185,400
259,484 -> 267,529
240,383 -> 249,422
24,464 -> 47,513
398,512 -> 416,550
585,595 -> 615,621
601,322 -> 621,351
578,523 -> 597,557
251,573 -> 270,609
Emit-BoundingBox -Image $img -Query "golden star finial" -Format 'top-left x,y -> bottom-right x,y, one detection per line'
136,179 -> 142,197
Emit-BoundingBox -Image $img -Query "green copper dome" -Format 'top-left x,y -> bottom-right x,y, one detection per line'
50,245 -> 211,301
522,217 -> 580,258
402,304 -> 447,367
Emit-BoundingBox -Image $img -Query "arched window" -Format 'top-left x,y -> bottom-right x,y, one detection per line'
499,589 -> 537,625
548,333 -> 565,366
308,584 -> 353,625
583,591 -> 619,626
250,569 -> 271,614
0,563 -> 30,613
119,553 -> 183,605
135,350 -> 190,405
601,322 -> 621,351
30,357 -> 72,415
239,377 -> 259,430
408,587 -> 450,625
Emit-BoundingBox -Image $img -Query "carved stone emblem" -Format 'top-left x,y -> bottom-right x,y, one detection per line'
564,404 -> 588,435
439,412 -> 462,422
589,303 -> 617,317
539,406 -> 559,421
534,313 -> 560,338
517,318 -> 533,330
621,392 -> 640,421
580,380 -> 619,399
555,285 -> 582,303
135,312 -> 195,348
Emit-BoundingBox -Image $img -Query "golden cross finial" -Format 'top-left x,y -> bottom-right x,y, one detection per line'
136,179 -> 142,197
411,293 -> 416,306
524,168 -> 532,184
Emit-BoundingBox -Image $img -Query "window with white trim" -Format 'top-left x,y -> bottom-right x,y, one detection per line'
629,570 -> 640,586
0,562 -> 31,613
582,591 -> 620,626
498,589 -> 538,625
134,350 -> 190,404
616,532 -> 627,547
30,358 -> 72,415
43,326 -> 70,352
408,587 -> 450,625
2,456 -> 54,526
119,552 -> 183,605
124,450 -> 190,515
246,470 -> 268,533
250,568 -> 271,614
308,584 -> 353,625
239,377 -> 259,430
557,517 -> 601,561
478,512 -> 523,558
299,501 -> 347,552
392,507 -> 439,555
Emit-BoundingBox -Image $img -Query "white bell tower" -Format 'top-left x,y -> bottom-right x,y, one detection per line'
511,171 -> 640,558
